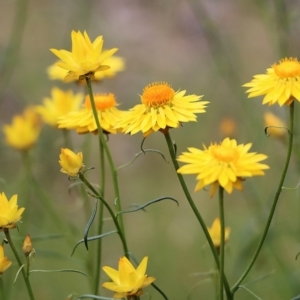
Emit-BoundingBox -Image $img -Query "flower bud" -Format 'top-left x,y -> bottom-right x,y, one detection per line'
22,234 -> 33,257
59,148 -> 84,176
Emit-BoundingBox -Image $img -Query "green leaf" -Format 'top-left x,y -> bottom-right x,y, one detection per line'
84,199 -> 98,250
71,231 -> 117,257
117,196 -> 179,215
77,295 -> 113,299
29,269 -> 90,279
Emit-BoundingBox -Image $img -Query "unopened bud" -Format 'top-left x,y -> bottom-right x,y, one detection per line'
22,234 -> 33,257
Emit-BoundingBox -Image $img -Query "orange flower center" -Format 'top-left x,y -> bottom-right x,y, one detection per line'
211,145 -> 238,163
273,58 -> 300,78
141,82 -> 175,108
85,93 -> 117,110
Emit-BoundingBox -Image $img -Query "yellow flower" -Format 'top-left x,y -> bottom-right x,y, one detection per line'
58,93 -> 124,134
0,245 -> 12,274
116,82 -> 209,137
243,57 -> 300,106
208,218 -> 230,248
264,112 -> 286,139
47,55 -> 125,83
0,193 -> 25,230
3,107 -> 41,151
177,138 -> 269,197
59,148 -> 84,176
102,256 -> 155,299
50,30 -> 118,81
36,87 -> 83,126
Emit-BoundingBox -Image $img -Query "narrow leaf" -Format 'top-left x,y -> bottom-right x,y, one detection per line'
71,230 -> 117,256
84,199 -> 98,250
13,264 -> 25,285
29,269 -> 90,279
117,196 -> 179,215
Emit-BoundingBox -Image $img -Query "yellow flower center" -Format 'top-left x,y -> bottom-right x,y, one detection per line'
85,93 -> 117,110
273,58 -> 300,78
141,82 -> 175,108
211,145 -> 238,163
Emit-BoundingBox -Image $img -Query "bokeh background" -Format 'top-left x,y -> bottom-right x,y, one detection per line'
1,0 -> 300,299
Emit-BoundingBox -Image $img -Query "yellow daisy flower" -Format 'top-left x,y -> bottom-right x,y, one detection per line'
264,112 -> 286,139
208,218 -> 230,249
50,30 -> 118,81
58,93 -> 124,134
0,192 -> 25,231
0,245 -> 12,274
36,87 -> 83,126
59,148 -> 84,176
243,57 -> 300,106
102,256 -> 155,299
116,82 -> 208,137
3,107 -> 41,151
47,55 -> 125,83
177,138 -> 269,197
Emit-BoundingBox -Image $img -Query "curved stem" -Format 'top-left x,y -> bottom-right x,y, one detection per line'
231,102 -> 295,294
85,77 -> 125,237
94,142 -> 105,294
163,132 -> 232,299
218,187 -> 225,300
79,173 -> 129,258
4,229 -> 35,300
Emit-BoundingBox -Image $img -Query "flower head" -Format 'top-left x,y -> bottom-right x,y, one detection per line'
116,82 -> 208,137
102,256 -> 155,299
58,93 -> 124,134
177,138 -> 269,197
22,234 -> 34,257
50,30 -> 118,81
243,57 -> 300,106
36,87 -> 83,126
59,148 -> 84,176
47,55 -> 125,83
0,193 -> 25,230
264,112 -> 286,139
3,107 -> 41,151
208,218 -> 230,249
0,246 -> 12,274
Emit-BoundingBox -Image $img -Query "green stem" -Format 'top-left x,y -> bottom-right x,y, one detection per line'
218,187 -> 225,300
79,173 -> 129,257
4,229 -> 35,300
94,142 -> 105,294
231,102 -> 295,294
163,132 -> 232,299
85,77 -> 126,237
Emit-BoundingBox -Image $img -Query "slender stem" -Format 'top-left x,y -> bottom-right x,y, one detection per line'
4,229 -> 35,300
85,77 -> 126,236
231,102 -> 295,294
94,142 -> 105,294
218,187 -> 225,300
79,173 -> 129,257
163,132 -> 232,299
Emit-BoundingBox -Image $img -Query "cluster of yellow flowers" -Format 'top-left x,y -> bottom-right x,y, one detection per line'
1,28 -> 298,298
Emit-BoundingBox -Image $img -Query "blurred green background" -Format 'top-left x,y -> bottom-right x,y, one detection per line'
1,0 -> 300,299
